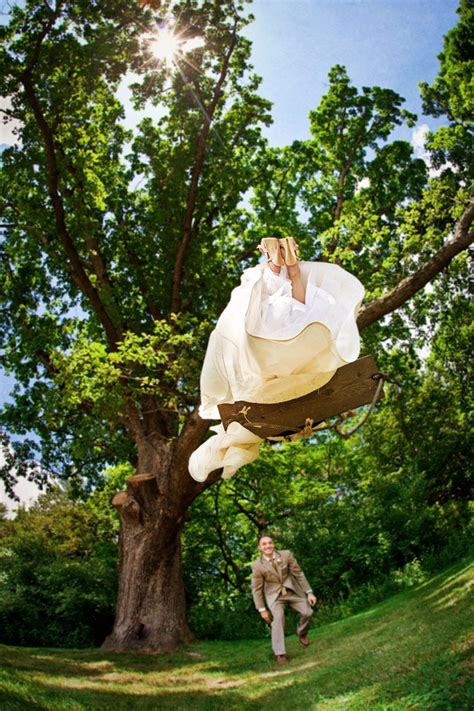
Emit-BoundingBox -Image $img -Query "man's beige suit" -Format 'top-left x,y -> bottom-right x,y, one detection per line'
251,549 -> 313,656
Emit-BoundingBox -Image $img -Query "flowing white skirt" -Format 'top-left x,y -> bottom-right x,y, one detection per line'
189,262 -> 364,482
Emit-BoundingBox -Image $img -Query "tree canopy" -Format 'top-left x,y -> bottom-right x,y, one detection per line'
0,0 -> 471,483
0,0 -> 472,651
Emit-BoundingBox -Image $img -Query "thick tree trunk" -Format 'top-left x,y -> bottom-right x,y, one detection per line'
102,472 -> 193,652
103,408 -> 218,652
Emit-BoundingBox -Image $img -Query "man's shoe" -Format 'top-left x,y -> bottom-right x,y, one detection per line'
298,635 -> 311,647
275,654 -> 288,664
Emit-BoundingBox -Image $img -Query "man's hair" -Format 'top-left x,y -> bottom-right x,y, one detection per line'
258,533 -> 273,543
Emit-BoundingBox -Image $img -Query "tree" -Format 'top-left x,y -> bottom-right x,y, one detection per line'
0,486 -> 119,647
0,0 -> 472,651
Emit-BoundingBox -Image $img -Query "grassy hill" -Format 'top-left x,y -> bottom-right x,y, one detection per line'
1,557 -> 472,710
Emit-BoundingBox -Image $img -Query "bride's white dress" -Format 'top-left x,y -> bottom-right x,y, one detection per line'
189,261 -> 364,482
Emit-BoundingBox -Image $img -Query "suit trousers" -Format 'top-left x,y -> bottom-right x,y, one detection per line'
269,591 -> 313,656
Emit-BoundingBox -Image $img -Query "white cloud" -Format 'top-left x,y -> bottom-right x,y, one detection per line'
411,123 -> 457,179
412,123 -> 430,160
0,477 -> 42,518
0,448 -> 42,519
356,177 -> 371,191
0,96 -> 22,147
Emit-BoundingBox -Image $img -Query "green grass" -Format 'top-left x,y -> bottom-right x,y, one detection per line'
1,557 -> 473,710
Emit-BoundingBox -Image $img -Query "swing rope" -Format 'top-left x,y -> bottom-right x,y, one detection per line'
329,372 -> 386,439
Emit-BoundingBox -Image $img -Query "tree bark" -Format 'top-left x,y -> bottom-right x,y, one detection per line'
102,471 -> 194,652
103,407 -> 220,652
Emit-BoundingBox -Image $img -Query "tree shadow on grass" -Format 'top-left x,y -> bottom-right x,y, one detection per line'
1,642 -> 471,711
0,559 -> 472,710
0,644 -> 206,678
0,684 -> 262,711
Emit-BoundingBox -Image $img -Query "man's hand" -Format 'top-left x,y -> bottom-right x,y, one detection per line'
307,593 -> 317,607
260,610 -> 272,625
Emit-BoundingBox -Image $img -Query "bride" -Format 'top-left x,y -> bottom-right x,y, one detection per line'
189,237 -> 364,482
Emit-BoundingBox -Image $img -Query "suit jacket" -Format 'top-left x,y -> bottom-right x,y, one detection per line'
251,549 -> 312,610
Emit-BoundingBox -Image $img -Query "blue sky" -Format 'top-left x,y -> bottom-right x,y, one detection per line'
244,0 -> 459,146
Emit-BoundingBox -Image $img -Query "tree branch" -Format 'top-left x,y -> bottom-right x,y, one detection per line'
232,498 -> 265,530
23,2 -> 61,72
55,144 -> 122,310
17,9 -> 123,347
269,167 -> 290,219
170,25 -> 239,313
329,133 -> 367,240
213,483 -> 244,589
357,199 -> 474,330
327,110 -> 378,255
20,73 -> 122,347
169,405 -> 225,505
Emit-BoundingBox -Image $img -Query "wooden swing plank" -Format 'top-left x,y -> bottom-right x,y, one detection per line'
218,355 -> 383,439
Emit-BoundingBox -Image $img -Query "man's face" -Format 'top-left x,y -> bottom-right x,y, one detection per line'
259,536 -> 274,556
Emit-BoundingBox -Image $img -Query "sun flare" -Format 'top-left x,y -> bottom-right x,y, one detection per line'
148,26 -> 181,66
147,24 -> 205,69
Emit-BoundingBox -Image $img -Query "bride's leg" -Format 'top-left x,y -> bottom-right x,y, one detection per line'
279,237 -> 305,304
286,261 -> 305,304
268,261 -> 281,275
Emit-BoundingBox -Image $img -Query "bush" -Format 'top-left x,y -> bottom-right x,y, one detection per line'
0,487 -> 118,648
188,592 -> 268,641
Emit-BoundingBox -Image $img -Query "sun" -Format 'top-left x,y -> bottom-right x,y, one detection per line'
146,22 -> 205,70
148,26 -> 181,68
